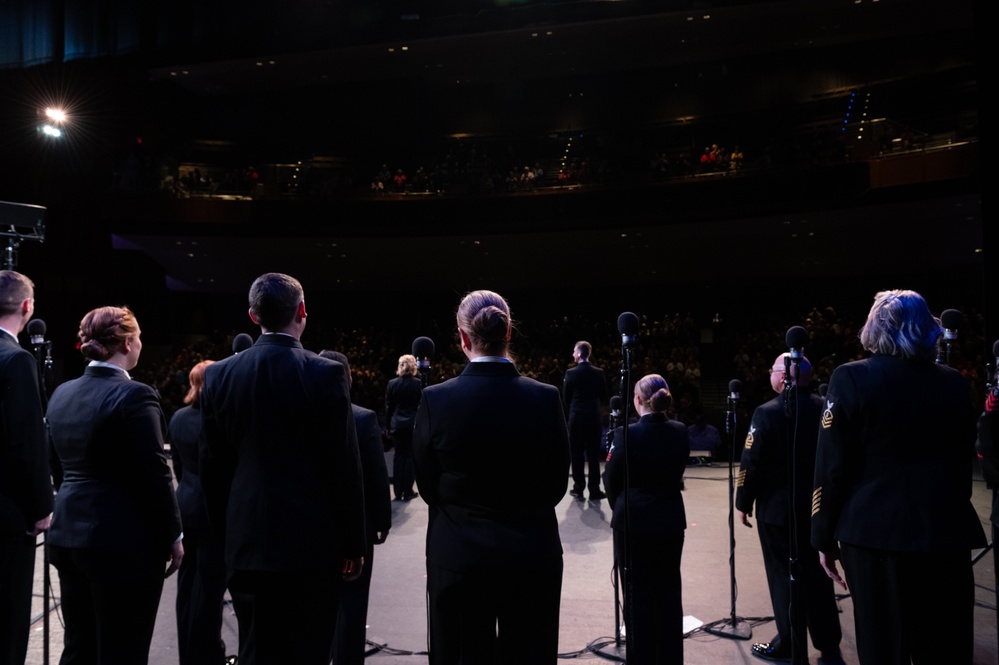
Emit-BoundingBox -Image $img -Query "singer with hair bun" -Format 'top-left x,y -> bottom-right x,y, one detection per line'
45,306 -> 184,663
413,289 -> 570,664
811,289 -> 986,664
604,373 -> 689,665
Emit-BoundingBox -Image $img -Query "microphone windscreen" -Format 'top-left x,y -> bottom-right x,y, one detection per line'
728,379 -> 742,393
232,333 -> 253,354
609,395 -> 622,411
941,309 -> 963,330
27,319 -> 46,336
412,336 -> 435,359
617,312 -> 640,336
785,325 -> 808,350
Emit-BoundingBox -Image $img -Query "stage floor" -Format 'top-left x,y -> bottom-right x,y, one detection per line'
26,460 -> 999,664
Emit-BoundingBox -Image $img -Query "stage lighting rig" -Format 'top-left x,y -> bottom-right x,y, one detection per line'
0,200 -> 46,270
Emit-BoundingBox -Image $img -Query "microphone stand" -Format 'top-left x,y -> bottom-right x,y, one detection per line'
616,340 -> 634,651
705,383 -> 752,640
783,356 -> 807,665
30,332 -> 53,665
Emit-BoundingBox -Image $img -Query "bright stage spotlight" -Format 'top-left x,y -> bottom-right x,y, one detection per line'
45,108 -> 67,123
39,124 -> 62,138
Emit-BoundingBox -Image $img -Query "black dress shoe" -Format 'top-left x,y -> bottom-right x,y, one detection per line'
589,490 -> 607,501
569,489 -> 584,500
817,650 -> 846,665
751,642 -> 790,662
403,492 -> 419,501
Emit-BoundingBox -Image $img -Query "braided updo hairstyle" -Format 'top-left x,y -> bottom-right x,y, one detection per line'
635,373 -> 672,414
456,290 -> 513,357
78,306 -> 138,362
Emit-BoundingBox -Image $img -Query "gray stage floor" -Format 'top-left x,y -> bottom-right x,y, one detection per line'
26,461 -> 999,665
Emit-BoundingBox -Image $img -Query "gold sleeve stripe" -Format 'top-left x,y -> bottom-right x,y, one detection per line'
811,487 -> 822,517
821,409 -> 833,429
744,432 -> 754,450
736,469 -> 746,488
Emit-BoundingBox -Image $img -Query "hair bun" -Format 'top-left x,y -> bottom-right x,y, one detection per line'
472,305 -> 510,343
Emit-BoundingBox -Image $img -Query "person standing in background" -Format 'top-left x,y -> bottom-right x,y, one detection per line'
563,340 -> 607,501
0,270 -> 52,665
385,354 -> 422,501
321,349 -> 392,665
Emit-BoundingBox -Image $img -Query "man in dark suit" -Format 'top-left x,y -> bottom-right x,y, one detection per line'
563,340 -> 607,500
321,350 -> 392,665
200,273 -> 366,665
735,354 -> 843,665
0,270 -> 52,665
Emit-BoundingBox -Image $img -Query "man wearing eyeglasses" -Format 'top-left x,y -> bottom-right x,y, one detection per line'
735,353 -> 844,665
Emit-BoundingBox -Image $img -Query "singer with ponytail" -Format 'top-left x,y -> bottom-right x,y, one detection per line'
413,290 -> 570,664
604,373 -> 689,665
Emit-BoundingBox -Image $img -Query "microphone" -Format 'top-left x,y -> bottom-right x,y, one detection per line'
785,326 -> 808,361
232,333 -> 253,354
413,336 -> 435,388
617,312 -> 639,348
940,309 -> 963,341
412,336 -> 435,371
609,394 -> 622,415
725,379 -> 742,436
27,319 -> 46,347
728,379 -> 742,401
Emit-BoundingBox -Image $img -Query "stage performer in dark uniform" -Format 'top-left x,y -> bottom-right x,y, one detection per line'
735,353 -> 844,665
604,373 -> 688,665
169,359 -> 232,665
811,289 -> 986,665
46,306 -> 183,664
199,273 -> 365,665
413,289 -> 570,664
385,354 -> 422,500
0,270 -> 52,665
321,350 -> 392,665
563,340 -> 607,500
976,374 -> 999,654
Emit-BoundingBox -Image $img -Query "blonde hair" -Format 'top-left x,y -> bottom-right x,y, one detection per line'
396,354 -> 418,377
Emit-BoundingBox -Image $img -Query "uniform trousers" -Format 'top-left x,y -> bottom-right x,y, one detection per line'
391,427 -> 416,499
841,543 -> 974,665
614,529 -> 684,665
1,534 -> 37,665
227,569 -> 341,665
331,541 -> 375,665
175,527 -> 228,665
568,420 -> 603,494
48,544 -> 165,665
427,559 -> 563,665
757,520 -> 841,654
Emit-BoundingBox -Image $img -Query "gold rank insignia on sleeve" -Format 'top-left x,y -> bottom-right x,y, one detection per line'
736,469 -> 746,488
821,400 -> 834,429
811,486 -> 822,517
744,425 -> 755,450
